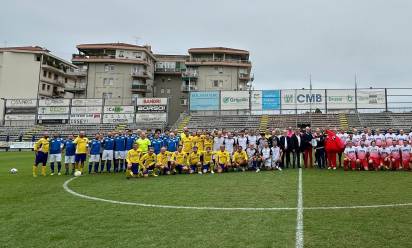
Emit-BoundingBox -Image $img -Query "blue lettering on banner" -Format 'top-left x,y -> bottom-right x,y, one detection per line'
190,91 -> 220,111
297,94 -> 322,103
262,90 -> 280,110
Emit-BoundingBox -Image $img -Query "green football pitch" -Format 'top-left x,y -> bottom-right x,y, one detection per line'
1,152 -> 411,248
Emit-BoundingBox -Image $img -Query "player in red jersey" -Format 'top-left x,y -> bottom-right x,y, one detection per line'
368,141 -> 380,170
343,141 -> 357,170
355,141 -> 369,170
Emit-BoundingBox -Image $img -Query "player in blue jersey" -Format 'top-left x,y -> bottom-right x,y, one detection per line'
63,135 -> 76,175
49,133 -> 64,176
88,133 -> 102,174
164,132 -> 180,152
151,132 -> 163,154
102,132 -> 115,172
125,130 -> 137,151
114,132 -> 126,172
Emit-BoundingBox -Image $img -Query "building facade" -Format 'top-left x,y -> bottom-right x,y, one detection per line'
72,43 -> 156,105
0,46 -> 79,123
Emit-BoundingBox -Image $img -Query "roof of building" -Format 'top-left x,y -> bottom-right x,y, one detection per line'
0,46 -> 50,53
188,47 -> 249,55
76,42 -> 156,60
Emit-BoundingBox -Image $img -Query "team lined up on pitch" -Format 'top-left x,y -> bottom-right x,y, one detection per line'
32,127 -> 412,178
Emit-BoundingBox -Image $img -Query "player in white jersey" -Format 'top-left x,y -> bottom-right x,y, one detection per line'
247,131 -> 258,151
343,141 -> 357,170
237,131 -> 248,151
213,132 -> 225,151
379,143 -> 391,169
368,141 -> 381,170
385,129 -> 396,146
245,143 -> 259,171
356,141 -> 369,170
373,129 -> 385,147
224,133 -> 236,155
389,142 -> 401,170
397,130 -> 408,146
270,141 -> 282,171
259,142 -> 272,170
400,140 -> 412,170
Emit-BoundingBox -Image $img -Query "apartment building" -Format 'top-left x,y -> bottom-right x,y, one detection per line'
185,47 -> 252,91
0,46 -> 79,122
153,54 -> 189,124
71,43 -> 156,105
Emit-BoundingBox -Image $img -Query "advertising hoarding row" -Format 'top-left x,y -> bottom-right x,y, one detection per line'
135,98 -> 168,123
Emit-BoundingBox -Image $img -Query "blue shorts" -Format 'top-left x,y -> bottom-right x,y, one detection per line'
131,163 -> 139,174
35,152 -> 48,165
75,153 -> 87,163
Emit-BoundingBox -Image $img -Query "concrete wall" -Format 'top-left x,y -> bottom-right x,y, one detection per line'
0,52 -> 40,122
195,66 -> 241,91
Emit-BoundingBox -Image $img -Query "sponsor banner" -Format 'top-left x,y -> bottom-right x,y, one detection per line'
136,105 -> 167,113
357,89 -> 386,109
103,105 -> 135,114
37,106 -> 70,115
71,106 -> 102,114
71,99 -> 103,106
103,114 -> 135,124
262,90 -> 281,110
220,91 -> 250,110
327,89 -> 356,109
189,91 -> 220,111
5,114 -> 36,121
136,113 -> 167,123
6,99 -> 37,108
281,89 -> 325,110
37,114 -> 69,120
69,114 -> 101,124
38,99 -> 70,107
0,141 -> 9,148
251,91 -> 262,110
135,98 -> 168,106
9,142 -> 34,149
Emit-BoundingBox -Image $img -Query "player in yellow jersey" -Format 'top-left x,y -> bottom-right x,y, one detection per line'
33,132 -> 50,177
201,146 -> 215,174
193,131 -> 205,152
187,146 -> 202,174
233,145 -> 248,172
156,147 -> 171,175
181,133 -> 193,154
203,133 -> 213,151
73,131 -> 89,173
140,147 -> 157,177
170,145 -> 188,174
126,143 -> 142,179
215,145 -> 231,173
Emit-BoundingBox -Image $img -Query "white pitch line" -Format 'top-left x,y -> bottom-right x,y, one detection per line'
295,168 -> 304,248
63,177 -> 412,211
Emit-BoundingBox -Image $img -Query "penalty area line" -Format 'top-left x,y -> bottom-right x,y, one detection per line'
295,168 -> 304,248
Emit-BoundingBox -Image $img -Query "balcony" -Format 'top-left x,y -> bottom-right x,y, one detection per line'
131,84 -> 148,93
239,72 -> 251,81
186,58 -> 251,67
182,70 -> 198,80
67,69 -> 87,77
72,54 -> 148,65
181,85 -> 198,92
65,83 -> 86,93
52,87 -> 65,98
131,71 -> 152,79
155,67 -> 184,74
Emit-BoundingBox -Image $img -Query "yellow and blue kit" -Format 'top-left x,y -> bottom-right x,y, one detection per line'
126,149 -> 142,175
201,150 -> 214,171
215,150 -> 231,167
140,152 -> 157,174
33,137 -> 50,176
181,136 -> 193,154
233,150 -> 248,164
73,136 -> 89,163
187,151 -> 202,171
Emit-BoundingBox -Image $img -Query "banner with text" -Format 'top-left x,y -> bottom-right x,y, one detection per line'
357,89 -> 386,109
136,113 -> 167,123
71,106 -> 102,114
5,114 -> 36,121
189,91 -> 220,111
104,105 -> 135,114
221,91 -> 250,110
6,99 -> 37,108
281,89 -> 325,110
71,99 -> 103,106
38,99 -> 70,107
103,113 -> 135,124
326,89 -> 356,109
69,114 -> 101,124
37,106 -> 70,115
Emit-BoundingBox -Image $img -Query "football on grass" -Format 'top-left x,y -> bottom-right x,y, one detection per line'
10,168 -> 18,174
74,171 -> 82,177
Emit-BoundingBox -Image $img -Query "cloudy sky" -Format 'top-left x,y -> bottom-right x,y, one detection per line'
1,0 -> 411,90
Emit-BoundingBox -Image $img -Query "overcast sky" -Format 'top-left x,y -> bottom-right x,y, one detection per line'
1,0 -> 412,90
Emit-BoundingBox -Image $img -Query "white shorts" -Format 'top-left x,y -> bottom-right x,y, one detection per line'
271,159 -> 280,168
65,155 -> 75,164
115,151 -> 126,160
263,158 -> 272,168
49,154 -> 62,163
102,150 -> 113,161
89,154 -> 100,163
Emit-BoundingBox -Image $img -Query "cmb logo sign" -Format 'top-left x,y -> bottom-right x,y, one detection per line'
296,94 -> 322,103
281,90 -> 325,110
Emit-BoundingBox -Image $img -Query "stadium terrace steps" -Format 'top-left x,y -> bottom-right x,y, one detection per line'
259,115 -> 269,132
177,115 -> 191,132
338,113 -> 349,130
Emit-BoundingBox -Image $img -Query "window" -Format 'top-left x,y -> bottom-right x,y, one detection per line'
64,78 -> 68,83
54,74 -> 58,80
162,78 -> 165,82
42,84 -> 46,90
166,88 -> 171,94
102,93 -> 112,99
43,70 -> 47,77
103,78 -> 114,86
213,80 -> 223,88
47,85 -> 50,91
180,99 -> 188,106
104,64 -> 115,72
133,52 -> 142,59
160,88 -> 165,94
119,50 -> 124,57
48,72 -> 52,78
35,55 -> 41,61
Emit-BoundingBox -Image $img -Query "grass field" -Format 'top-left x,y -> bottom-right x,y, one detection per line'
1,152 -> 411,248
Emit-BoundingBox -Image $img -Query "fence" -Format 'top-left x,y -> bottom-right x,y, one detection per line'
189,88 -> 412,115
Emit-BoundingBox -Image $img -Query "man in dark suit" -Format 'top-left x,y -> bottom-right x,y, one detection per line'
290,129 -> 303,168
302,126 -> 314,168
268,130 -> 280,148
279,129 -> 291,169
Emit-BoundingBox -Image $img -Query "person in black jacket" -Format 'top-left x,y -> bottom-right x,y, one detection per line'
268,130 -> 280,149
279,130 -> 291,168
302,126 -> 314,168
314,128 -> 326,169
290,129 -> 303,168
